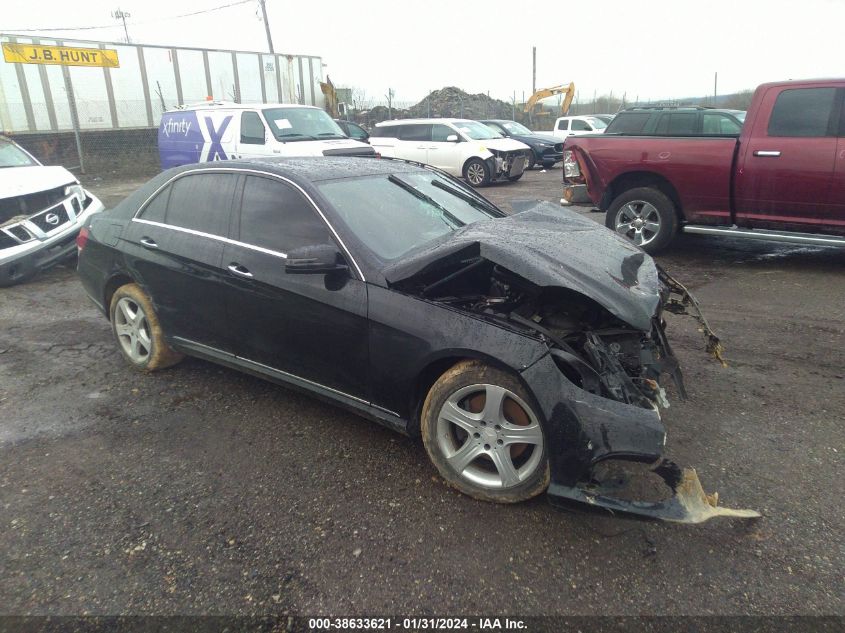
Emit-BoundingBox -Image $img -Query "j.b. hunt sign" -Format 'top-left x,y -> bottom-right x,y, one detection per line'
2,42 -> 119,68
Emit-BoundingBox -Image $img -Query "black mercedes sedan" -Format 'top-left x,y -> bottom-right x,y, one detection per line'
480,120 -> 563,169
77,157 -> 757,523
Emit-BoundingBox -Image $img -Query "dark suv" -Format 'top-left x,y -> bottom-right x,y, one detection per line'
604,106 -> 745,136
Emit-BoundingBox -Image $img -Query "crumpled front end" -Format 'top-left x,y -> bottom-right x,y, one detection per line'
518,272 -> 759,523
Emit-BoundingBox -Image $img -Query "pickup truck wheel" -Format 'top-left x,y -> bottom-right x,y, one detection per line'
421,360 -> 549,504
607,187 -> 678,253
464,158 -> 491,187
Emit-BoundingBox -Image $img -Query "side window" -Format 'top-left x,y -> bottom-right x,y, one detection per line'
431,124 -> 455,142
165,173 -> 236,237
665,113 -> 697,135
703,113 -> 742,135
768,88 -> 837,137
139,185 -> 170,222
571,119 -> 590,131
347,123 -> 368,140
239,176 -> 332,254
607,112 -> 650,134
370,125 -> 399,138
399,124 -> 432,141
557,119 -> 569,131
240,111 -> 266,144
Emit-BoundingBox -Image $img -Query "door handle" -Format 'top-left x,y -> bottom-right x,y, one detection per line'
140,237 -> 158,249
754,150 -> 781,157
228,263 -> 254,278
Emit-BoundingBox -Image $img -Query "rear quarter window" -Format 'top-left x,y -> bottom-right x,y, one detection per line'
371,125 -> 399,138
606,112 -> 651,134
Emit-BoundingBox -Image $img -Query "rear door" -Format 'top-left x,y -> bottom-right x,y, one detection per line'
222,174 -> 369,399
397,124 -> 432,163
735,86 -> 841,230
830,91 -> 845,231
125,171 -> 237,350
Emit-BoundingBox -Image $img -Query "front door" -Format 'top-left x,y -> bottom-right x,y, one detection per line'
425,124 -> 464,175
735,86 -> 841,230
234,110 -> 274,160
222,174 -> 369,400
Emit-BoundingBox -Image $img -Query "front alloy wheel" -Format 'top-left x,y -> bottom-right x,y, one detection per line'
463,158 -> 491,187
422,361 -> 549,503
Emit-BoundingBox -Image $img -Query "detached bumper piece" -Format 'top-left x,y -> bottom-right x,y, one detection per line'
548,460 -> 761,524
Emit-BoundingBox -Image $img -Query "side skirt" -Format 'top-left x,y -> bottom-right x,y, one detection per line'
170,336 -> 408,435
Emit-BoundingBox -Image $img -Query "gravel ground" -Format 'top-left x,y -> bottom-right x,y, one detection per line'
0,166 -> 843,618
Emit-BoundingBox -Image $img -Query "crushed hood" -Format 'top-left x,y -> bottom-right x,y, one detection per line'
0,166 -> 76,200
383,201 -> 661,331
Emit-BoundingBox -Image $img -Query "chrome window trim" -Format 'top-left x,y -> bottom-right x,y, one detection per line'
132,218 -> 288,259
133,166 -> 366,281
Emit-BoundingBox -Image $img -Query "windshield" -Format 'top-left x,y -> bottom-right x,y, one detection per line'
0,139 -> 38,167
584,117 -> 608,129
318,172 -> 502,261
262,107 -> 346,141
501,121 -> 532,135
453,121 -> 502,140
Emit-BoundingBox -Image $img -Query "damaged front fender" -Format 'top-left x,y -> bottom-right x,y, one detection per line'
521,353 -> 760,524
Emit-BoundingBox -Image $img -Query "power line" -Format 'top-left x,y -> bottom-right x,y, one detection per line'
5,0 -> 255,33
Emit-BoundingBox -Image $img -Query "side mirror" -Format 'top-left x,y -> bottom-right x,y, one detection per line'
446,134 -> 459,142
285,243 -> 348,274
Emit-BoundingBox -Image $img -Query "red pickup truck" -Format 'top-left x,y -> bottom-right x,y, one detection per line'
562,79 -> 845,253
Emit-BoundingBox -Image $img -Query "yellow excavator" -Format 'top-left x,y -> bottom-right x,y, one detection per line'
319,75 -> 347,118
524,82 -> 575,126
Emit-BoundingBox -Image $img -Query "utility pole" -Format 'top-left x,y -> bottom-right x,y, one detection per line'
258,0 -> 275,54
532,46 -> 536,94
111,8 -> 131,43
714,71 -> 718,106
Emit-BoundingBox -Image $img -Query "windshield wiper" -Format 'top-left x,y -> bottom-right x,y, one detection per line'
316,132 -> 347,139
430,179 -> 501,216
277,133 -> 319,141
387,175 -> 465,229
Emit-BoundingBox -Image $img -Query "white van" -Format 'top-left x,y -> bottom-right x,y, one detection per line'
369,118 -> 531,186
158,102 -> 374,169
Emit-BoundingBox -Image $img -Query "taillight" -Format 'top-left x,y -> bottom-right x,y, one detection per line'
76,226 -> 89,252
563,150 -> 581,179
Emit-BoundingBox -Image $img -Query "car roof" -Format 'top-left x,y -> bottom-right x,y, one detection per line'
375,118 -> 477,127
169,156 -> 426,183
164,102 -> 319,113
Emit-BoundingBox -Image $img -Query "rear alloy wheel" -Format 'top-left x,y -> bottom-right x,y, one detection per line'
421,360 -> 549,503
606,186 -> 678,253
463,158 -> 491,187
110,283 -> 183,371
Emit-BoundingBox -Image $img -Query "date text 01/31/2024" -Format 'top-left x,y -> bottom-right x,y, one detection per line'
308,617 -> 528,630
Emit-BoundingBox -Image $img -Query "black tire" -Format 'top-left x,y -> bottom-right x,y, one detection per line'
463,158 -> 491,187
526,154 -> 536,170
605,186 -> 678,253
109,283 -> 183,372
421,360 -> 549,504
542,160 -> 556,169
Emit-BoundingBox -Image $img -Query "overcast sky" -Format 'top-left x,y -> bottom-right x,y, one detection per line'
4,0 -> 844,105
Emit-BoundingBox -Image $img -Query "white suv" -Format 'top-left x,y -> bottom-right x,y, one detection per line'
549,115 -> 608,140
369,119 -> 531,186
0,136 -> 104,286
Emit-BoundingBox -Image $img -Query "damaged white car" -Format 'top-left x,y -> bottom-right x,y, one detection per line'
0,136 -> 104,286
